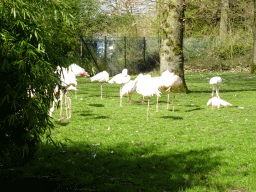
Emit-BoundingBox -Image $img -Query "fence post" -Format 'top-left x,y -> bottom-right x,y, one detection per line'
124,37 -> 127,69
80,37 -> 83,57
104,36 -> 107,67
143,37 -> 146,64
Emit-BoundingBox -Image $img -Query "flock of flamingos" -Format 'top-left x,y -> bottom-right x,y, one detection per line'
48,64 -> 232,121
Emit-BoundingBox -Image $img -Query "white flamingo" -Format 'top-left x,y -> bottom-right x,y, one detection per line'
146,70 -> 182,112
90,71 -> 109,99
209,76 -> 222,98
108,69 -> 130,106
161,72 -> 183,112
134,73 -> 152,104
120,80 -> 136,105
120,73 -> 152,105
209,76 -> 222,109
50,66 -> 77,121
69,64 -> 90,99
207,97 -> 232,108
136,77 -> 161,120
69,64 -> 90,77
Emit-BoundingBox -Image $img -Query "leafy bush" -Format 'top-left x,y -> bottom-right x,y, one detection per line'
0,0 -> 77,166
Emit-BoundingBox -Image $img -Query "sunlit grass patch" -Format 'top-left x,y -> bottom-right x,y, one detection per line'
1,72 -> 256,191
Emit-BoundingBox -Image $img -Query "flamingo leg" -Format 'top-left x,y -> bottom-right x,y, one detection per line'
147,99 -> 149,121
212,86 -> 215,98
173,93 -> 175,112
216,85 -> 220,99
65,92 -> 68,119
68,95 -> 71,119
101,83 -> 103,99
49,99 -> 56,117
120,85 -> 122,107
129,93 -> 132,103
167,91 -> 170,109
59,90 -> 63,121
75,85 -> 77,99
156,95 -> 159,112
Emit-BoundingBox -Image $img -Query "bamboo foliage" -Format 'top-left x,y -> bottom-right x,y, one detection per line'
0,0 -> 77,166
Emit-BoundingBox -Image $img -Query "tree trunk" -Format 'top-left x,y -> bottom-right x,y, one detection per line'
220,0 -> 229,37
159,0 -> 188,92
251,0 -> 256,74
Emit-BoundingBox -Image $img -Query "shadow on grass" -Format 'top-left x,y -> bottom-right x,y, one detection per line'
0,142 -> 228,191
92,115 -> 109,119
88,104 -> 105,107
161,115 -> 183,120
185,107 -> 203,112
53,120 -> 69,126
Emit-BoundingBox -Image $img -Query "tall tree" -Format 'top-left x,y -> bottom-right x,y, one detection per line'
220,0 -> 229,37
159,0 -> 188,92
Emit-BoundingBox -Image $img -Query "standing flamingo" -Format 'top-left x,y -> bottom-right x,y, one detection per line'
209,76 -> 222,109
136,77 -> 161,120
69,64 -> 90,99
120,73 -> 152,105
50,66 -> 77,121
161,72 -> 183,112
120,80 -> 137,105
90,71 -> 109,99
108,69 -> 130,106
209,76 -> 222,98
69,64 -> 90,77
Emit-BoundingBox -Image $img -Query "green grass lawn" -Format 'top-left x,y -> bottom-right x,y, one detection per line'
1,72 -> 256,191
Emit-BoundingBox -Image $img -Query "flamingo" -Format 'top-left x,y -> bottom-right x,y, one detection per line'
69,64 -> 90,77
209,76 -> 222,109
90,71 -> 109,99
136,77 -> 161,120
161,72 -> 183,112
207,97 -> 232,108
209,76 -> 222,98
69,64 -> 90,99
146,70 -> 182,112
108,69 -> 130,106
120,73 -> 152,105
134,73 -> 152,104
50,66 -> 77,121
120,80 -> 137,105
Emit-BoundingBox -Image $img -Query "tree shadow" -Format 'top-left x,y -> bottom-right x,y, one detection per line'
0,142 -> 229,191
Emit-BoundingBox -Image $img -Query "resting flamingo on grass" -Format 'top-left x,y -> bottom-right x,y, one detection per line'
90,71 -> 109,99
207,97 -> 232,108
108,69 -> 130,106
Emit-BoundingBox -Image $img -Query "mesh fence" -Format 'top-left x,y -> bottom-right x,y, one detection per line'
81,36 -> 253,75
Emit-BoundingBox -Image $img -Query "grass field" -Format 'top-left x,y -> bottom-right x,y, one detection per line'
1,71 -> 256,191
